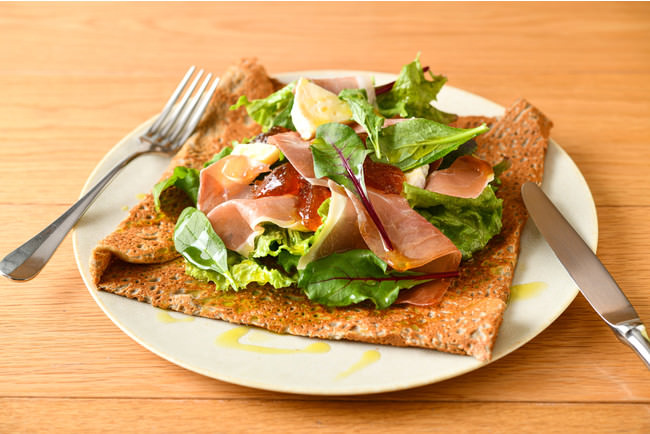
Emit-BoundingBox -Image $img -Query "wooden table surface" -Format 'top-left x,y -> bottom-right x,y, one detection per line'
1,2 -> 649,432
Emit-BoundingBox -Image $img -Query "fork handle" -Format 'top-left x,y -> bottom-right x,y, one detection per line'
0,150 -> 143,281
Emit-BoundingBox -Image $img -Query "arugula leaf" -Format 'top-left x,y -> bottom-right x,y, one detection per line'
185,258 -> 295,290
376,56 -> 457,124
173,207 -> 236,289
377,119 -> 489,172
297,249 -> 454,309
311,122 -> 393,250
204,146 -> 233,168
152,166 -> 200,211
404,184 -> 503,259
230,81 -> 296,131
338,88 -> 385,158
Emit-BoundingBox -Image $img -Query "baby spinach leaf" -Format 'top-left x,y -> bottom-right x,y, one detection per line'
377,119 -> 489,172
152,166 -> 200,211
230,81 -> 296,131
404,184 -> 503,259
311,122 -> 393,250
338,88 -> 385,158
376,56 -> 456,124
297,249 -> 456,309
173,207 -> 236,289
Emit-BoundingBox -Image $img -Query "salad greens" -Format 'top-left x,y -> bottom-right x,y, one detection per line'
377,119 -> 489,172
152,166 -> 200,211
404,184 -> 503,259
230,81 -> 296,131
163,56 -> 506,310
185,258 -> 294,290
338,88 -> 385,158
311,122 -> 393,250
298,250 -> 446,309
376,55 -> 457,124
174,207 -> 236,289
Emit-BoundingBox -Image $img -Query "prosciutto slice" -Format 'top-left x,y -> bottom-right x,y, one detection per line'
311,75 -> 376,104
395,280 -> 450,306
425,155 -> 494,199
205,195 -> 306,257
197,154 -> 269,214
267,132 -> 328,186
347,188 -> 461,272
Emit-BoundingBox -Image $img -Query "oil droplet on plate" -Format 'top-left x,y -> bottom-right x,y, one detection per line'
216,326 -> 330,355
510,281 -> 547,301
121,205 -> 129,211
156,311 -> 194,323
336,350 -> 381,380
136,193 -> 147,200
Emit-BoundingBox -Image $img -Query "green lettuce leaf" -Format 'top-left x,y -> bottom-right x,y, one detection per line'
230,81 -> 296,131
376,56 -> 457,124
338,88 -> 385,158
297,249 -> 434,309
152,166 -> 200,211
377,119 -> 489,172
185,258 -> 295,290
252,224 -> 314,259
173,207 -> 236,289
403,184 -> 503,259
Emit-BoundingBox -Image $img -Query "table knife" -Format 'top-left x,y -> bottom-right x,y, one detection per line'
521,181 -> 650,369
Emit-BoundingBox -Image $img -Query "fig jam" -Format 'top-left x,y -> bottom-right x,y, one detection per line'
254,163 -> 330,231
363,159 -> 405,194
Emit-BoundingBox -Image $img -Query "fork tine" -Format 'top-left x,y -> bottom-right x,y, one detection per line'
166,72 -> 213,145
172,76 -> 219,147
154,69 -> 204,140
145,66 -> 195,137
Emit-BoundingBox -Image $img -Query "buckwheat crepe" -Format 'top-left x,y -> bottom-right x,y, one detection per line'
90,58 -> 551,361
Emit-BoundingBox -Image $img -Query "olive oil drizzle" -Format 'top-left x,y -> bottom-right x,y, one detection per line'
510,281 -> 548,301
216,326 -> 330,354
156,311 -> 195,323
336,350 -> 381,379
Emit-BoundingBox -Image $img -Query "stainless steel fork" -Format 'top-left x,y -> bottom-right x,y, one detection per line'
0,66 -> 219,281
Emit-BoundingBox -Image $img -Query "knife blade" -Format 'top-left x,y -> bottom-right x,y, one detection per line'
521,181 -> 650,369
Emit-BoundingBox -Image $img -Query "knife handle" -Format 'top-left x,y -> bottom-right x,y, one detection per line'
611,320 -> 650,370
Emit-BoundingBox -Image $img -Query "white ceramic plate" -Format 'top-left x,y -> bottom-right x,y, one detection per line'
73,71 -> 597,395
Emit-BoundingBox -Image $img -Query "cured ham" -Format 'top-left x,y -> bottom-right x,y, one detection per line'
425,155 -> 494,199
311,75 -> 376,104
395,280 -> 450,306
205,195 -> 306,257
197,154 -> 269,214
347,188 -> 462,272
266,132 -> 327,187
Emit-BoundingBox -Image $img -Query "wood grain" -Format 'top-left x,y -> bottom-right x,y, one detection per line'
0,2 -> 649,432
2,399 -> 650,433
